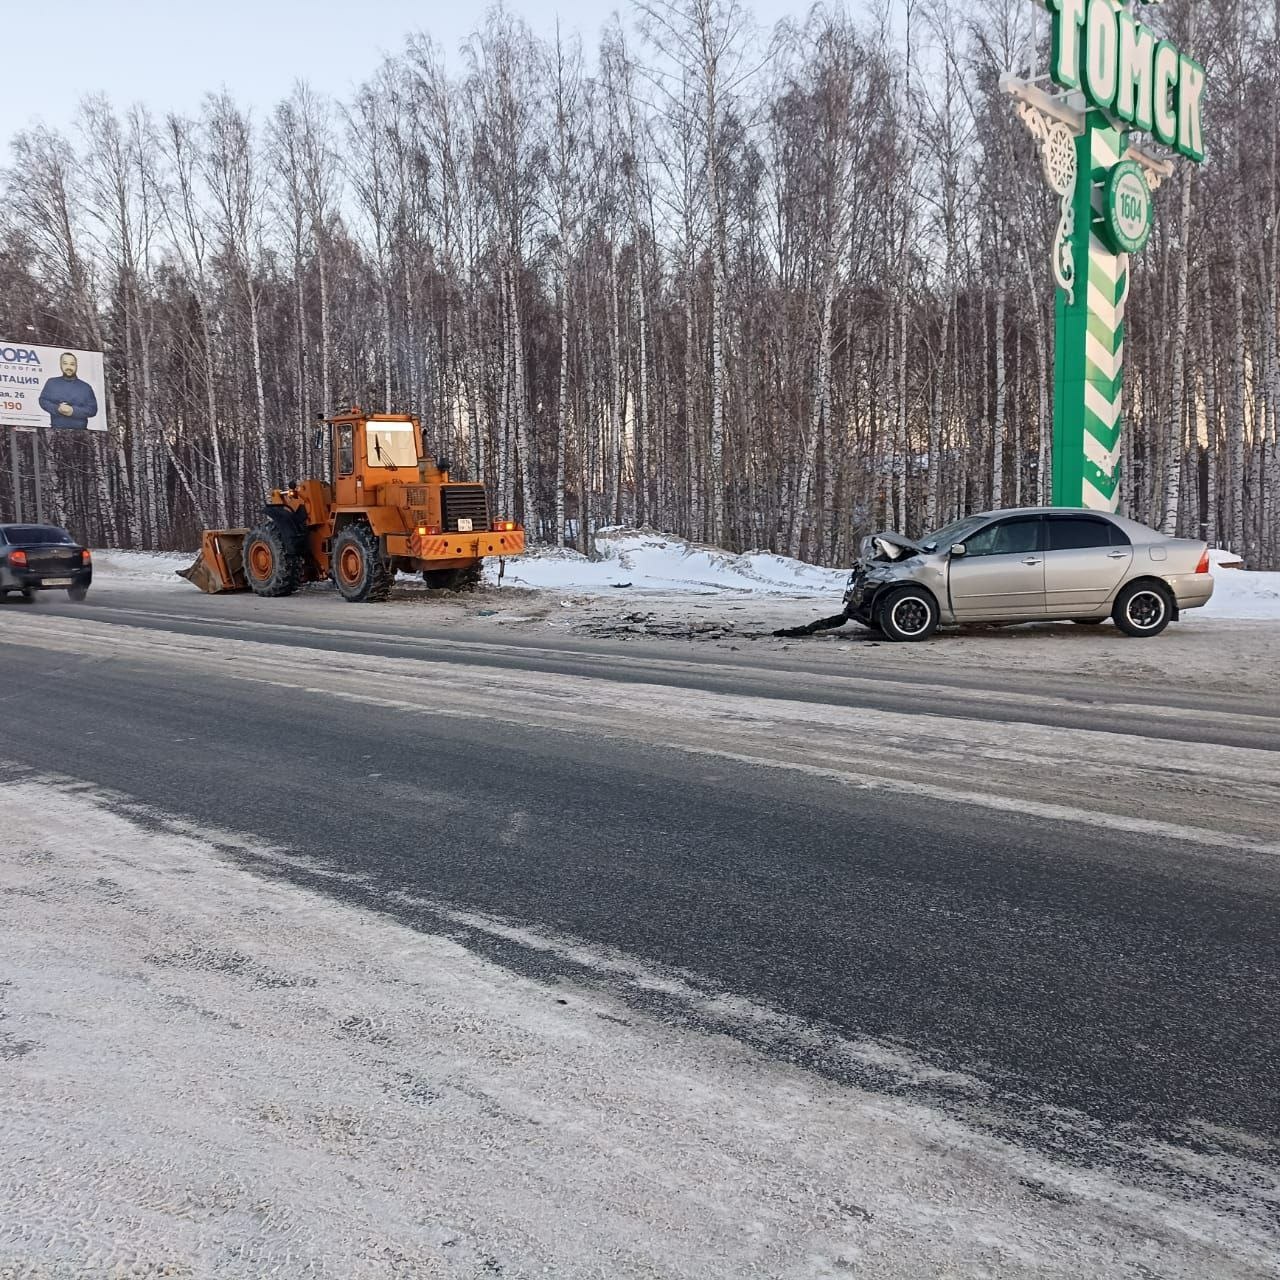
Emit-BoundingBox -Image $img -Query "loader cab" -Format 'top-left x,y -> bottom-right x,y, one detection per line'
327,410 -> 425,508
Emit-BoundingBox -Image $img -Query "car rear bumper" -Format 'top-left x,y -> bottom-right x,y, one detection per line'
1,566 -> 92,592
1164,572 -> 1214,611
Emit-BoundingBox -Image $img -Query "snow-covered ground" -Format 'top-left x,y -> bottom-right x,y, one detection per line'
93,530 -> 1280,620
89,548 -> 197,587
2,772 -> 1275,1279
1199,547 -> 1280,620
494,529 -> 850,596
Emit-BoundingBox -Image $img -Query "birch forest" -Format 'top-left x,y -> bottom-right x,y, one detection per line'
2,0 -> 1278,567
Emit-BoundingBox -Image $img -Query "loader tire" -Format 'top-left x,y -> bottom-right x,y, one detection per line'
243,522 -> 305,598
333,523 -> 394,603
424,564 -> 483,591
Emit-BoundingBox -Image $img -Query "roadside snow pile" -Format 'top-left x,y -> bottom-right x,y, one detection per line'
1199,561 -> 1280,621
88,534 -> 848,598
1182,546 -> 1280,621
92,550 -> 195,587
85,535 -> 1280,618
491,528 -> 849,596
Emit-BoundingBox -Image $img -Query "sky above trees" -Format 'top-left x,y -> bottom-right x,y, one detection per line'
6,0 -> 803,135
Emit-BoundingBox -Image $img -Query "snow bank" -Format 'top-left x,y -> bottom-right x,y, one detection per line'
1198,564 -> 1280,621
491,528 -> 850,596
1179,547 -> 1280,621
91,549 -> 196,589
87,534 -> 1280,619
90,534 -> 848,598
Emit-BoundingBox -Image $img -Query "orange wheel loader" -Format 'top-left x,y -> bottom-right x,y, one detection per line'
179,407 -> 525,602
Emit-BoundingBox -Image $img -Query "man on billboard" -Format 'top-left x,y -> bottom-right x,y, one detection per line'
38,352 -> 99,430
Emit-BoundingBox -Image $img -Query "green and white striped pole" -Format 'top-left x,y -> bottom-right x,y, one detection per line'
1053,112 -> 1127,511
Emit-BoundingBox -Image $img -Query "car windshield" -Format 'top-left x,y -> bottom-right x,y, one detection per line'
919,515 -> 987,551
5,525 -> 75,546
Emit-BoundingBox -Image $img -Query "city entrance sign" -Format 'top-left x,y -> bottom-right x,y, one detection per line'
1046,0 -> 1204,161
1002,0 -> 1205,512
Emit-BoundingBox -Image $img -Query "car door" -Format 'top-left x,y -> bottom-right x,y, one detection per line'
1043,515 -> 1133,616
947,515 -> 1046,620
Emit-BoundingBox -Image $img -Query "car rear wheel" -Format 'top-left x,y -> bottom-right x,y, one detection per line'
20,587 -> 35,604
876,586 -> 939,643
67,585 -> 88,603
1112,581 -> 1173,638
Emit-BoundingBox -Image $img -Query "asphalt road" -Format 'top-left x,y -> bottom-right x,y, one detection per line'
3,587 -> 1278,1214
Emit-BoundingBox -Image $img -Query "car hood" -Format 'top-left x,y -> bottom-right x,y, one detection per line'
857,531 -> 925,564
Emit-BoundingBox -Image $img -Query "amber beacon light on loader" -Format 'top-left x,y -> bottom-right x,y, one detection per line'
180,408 -> 525,602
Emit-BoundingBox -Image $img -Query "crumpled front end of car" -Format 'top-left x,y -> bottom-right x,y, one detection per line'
844,534 -> 915,622
843,533 -> 949,626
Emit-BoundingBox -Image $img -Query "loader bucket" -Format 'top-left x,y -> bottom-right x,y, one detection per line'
179,529 -> 249,593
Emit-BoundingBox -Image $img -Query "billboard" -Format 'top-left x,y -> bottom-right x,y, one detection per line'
0,343 -> 107,433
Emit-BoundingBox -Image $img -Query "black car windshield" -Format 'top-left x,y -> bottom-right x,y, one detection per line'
920,515 -> 987,552
4,525 -> 75,545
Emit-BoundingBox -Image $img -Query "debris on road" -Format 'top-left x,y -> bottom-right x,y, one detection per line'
773,610 -> 853,639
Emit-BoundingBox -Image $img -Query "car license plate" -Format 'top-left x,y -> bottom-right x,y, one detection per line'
42,577 -> 73,587
456,518 -> 473,532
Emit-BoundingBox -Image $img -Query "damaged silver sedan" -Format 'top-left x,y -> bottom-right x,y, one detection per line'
842,507 -> 1214,642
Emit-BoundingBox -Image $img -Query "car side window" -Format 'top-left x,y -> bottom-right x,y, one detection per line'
1047,517 -> 1113,551
337,424 -> 354,477
1108,522 -> 1131,547
963,517 -> 1042,558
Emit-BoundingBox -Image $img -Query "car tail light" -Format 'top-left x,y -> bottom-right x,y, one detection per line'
81,549 -> 92,565
10,549 -> 26,567
1195,548 -> 1210,574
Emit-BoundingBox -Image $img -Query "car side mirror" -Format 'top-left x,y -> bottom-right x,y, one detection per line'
950,543 -> 967,557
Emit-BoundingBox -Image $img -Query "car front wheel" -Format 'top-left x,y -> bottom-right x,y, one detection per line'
1112,581 -> 1173,638
876,586 -> 939,642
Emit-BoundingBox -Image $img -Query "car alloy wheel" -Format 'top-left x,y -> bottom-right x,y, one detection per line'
890,595 -> 932,638
877,586 -> 939,642
1125,589 -> 1166,631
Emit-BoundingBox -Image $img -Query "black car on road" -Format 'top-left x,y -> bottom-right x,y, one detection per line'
0,524 -> 92,602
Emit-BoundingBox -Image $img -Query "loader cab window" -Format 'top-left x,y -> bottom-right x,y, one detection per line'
366,422 -> 417,470
337,424 -> 354,476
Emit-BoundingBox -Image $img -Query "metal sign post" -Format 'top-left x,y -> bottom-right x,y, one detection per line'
6,427 -> 44,524
8,427 -> 21,523
1003,0 -> 1202,510
30,429 -> 43,523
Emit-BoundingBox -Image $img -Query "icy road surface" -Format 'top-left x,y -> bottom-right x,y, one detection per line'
0,581 -> 1278,1277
